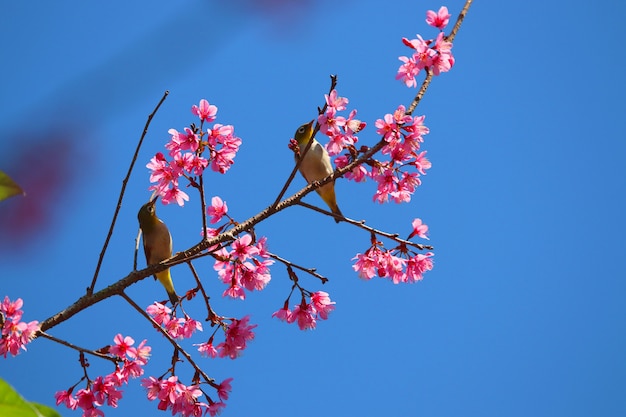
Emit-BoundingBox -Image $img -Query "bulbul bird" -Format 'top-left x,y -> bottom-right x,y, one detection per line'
293,120 -> 343,223
137,198 -> 178,305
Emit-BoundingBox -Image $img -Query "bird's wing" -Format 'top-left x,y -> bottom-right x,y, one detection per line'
142,233 -> 152,265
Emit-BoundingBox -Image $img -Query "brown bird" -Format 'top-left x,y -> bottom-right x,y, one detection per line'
293,120 -> 343,223
137,198 -> 178,305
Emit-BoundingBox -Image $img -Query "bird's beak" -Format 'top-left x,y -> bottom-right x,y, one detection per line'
149,195 -> 158,205
306,120 -> 314,129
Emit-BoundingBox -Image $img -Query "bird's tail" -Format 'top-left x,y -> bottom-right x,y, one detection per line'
156,269 -> 179,306
331,204 -> 343,224
319,184 -> 344,223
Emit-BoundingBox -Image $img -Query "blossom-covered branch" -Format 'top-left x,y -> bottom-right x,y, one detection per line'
2,3 -> 474,416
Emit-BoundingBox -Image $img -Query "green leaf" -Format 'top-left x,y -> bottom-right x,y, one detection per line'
0,170 -> 25,202
0,378 -> 61,417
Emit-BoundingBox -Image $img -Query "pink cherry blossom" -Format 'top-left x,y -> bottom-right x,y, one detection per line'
146,302 -> 172,326
310,291 -> 335,320
287,303 -> 317,330
191,99 -> 218,123
325,89 -> 348,111
0,297 -> 39,357
110,334 -> 137,358
172,384 -> 202,416
239,261 -> 272,292
396,55 -> 421,88
345,109 -> 366,134
207,124 -> 241,174
207,196 -> 228,224
208,401 -> 226,416
215,235 -> 273,299
409,218 -> 429,239
0,296 -> 23,318
159,184 -> 189,206
397,27 -> 454,85
426,6 -> 451,30
158,376 -> 184,407
372,167 -> 399,204
129,339 -> 151,364
164,317 -> 185,339
141,377 -> 162,401
75,389 -> 103,416
255,236 -> 270,258
230,234 -> 259,261
413,150 -> 432,175
196,340 -> 219,358
217,316 -> 257,359
328,129 -> 357,156
217,378 -> 233,401
385,253 -> 407,284
92,375 -> 123,407
271,306 -> 291,322
166,127 -> 200,155
353,245 -> 389,280
352,252 -> 378,280
275,292 -> 336,330
211,147 -> 237,174
146,152 -> 174,186
201,226 -> 220,249
375,113 -> 401,142
335,155 -> 368,183
189,154 -> 208,176
55,389 -> 78,410
431,32 -> 455,75
318,107 -> 345,137
180,316 -> 203,339
401,34 -> 434,75
222,283 -> 246,300
406,252 -> 434,282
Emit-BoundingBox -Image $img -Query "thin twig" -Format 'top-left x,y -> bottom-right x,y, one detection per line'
198,175 -> 208,241
270,75 -> 337,210
296,201 -> 433,251
406,68 -> 433,115
134,228 -> 142,271
88,91 -> 169,295
268,252 -> 328,284
446,0 -> 473,43
187,261 -> 218,323
37,331 -> 118,363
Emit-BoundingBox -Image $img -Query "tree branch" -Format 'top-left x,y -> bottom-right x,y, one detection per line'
37,0 -> 473,337
88,91 -> 169,295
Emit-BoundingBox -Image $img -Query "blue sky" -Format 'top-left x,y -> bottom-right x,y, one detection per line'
1,1 -> 625,416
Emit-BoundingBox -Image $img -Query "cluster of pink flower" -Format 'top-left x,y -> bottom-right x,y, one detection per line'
315,88 -> 430,204
55,334 -> 151,417
0,296 -> 39,358
146,302 -> 203,339
317,90 -> 367,157
372,104 -> 431,203
195,315 -> 257,360
213,234 -> 274,299
353,219 -> 434,283
396,6 -> 454,87
141,375 -> 230,417
272,291 -> 335,330
146,99 -> 242,206
316,89 -> 369,184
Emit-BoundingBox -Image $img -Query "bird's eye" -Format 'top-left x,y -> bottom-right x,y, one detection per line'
148,205 -> 154,213
298,127 -> 305,134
